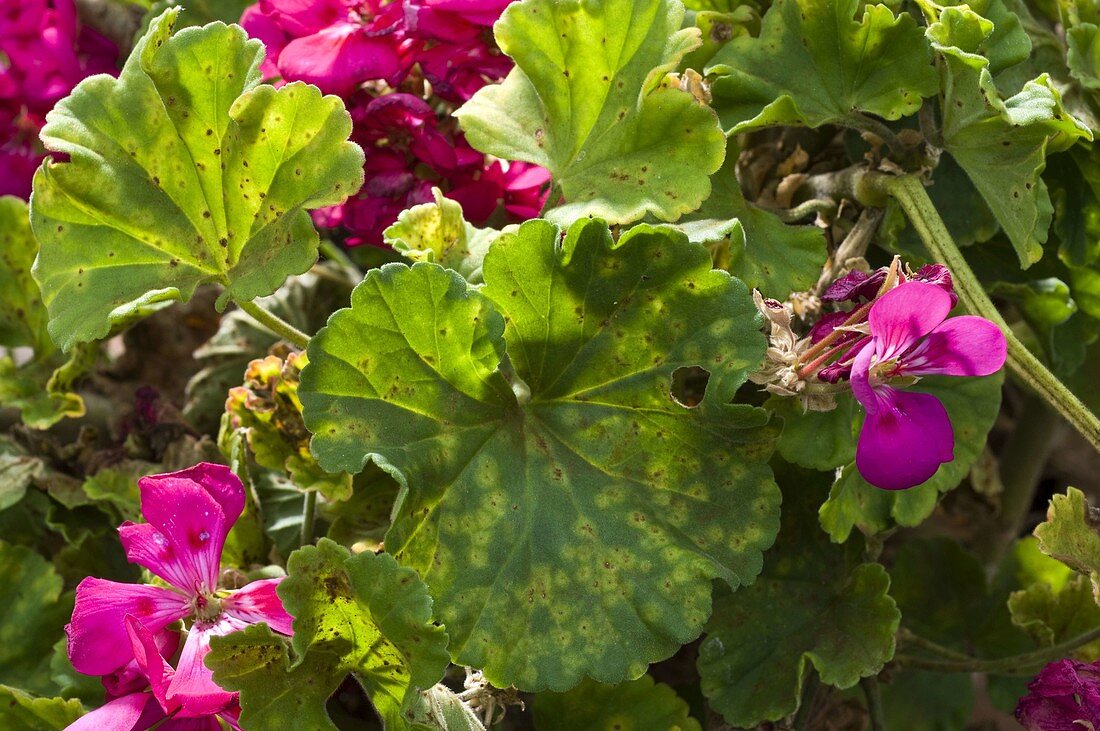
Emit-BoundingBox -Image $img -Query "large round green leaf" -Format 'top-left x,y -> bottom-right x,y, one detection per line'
697,469 -> 899,727
300,218 -> 780,690
455,0 -> 725,226
706,0 -> 939,134
30,9 -> 364,350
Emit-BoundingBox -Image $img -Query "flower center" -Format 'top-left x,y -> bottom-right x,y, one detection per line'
191,592 -> 223,624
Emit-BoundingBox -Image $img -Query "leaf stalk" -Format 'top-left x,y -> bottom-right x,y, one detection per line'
237,300 -> 311,350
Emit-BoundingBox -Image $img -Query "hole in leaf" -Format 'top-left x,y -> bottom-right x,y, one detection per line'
670,366 -> 709,408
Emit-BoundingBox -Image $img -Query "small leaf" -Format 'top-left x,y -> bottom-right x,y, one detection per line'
208,540 -> 450,730
819,373 -> 1003,542
0,542 -> 73,696
1068,23 -> 1100,91
383,188 -> 500,284
455,0 -> 725,225
1009,574 -> 1100,660
706,0 -> 938,133
404,684 -> 486,731
301,218 -> 779,690
30,9 -> 364,350
532,675 -> 701,731
1034,487 -> 1100,602
929,6 -> 1092,267
0,685 -> 84,731
698,468 -> 898,727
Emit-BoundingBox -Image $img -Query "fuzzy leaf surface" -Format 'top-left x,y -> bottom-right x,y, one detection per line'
706,0 -> 938,133
698,469 -> 898,727
532,675 -> 701,730
455,0 -> 725,225
300,218 -> 779,690
30,9 -> 363,350
208,541 -> 449,730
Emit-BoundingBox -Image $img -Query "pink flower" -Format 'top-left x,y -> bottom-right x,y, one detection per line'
67,619 -> 242,730
1016,659 -> 1100,730
448,160 -> 550,222
850,281 -> 1006,490
66,463 -> 293,716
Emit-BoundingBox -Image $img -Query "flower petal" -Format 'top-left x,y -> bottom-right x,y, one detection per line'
103,627 -> 179,699
123,463 -> 245,594
125,616 -> 176,710
278,24 -> 402,96
67,578 -> 189,676
166,617 -> 247,718
222,578 -> 294,636
902,316 -> 1007,377
868,281 -> 952,361
856,389 -> 954,490
64,692 -> 164,731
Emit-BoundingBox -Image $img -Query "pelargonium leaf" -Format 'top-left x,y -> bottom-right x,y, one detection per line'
819,372 -> 1003,542
0,685 -> 84,731
30,8 -> 364,351
706,0 -> 939,134
1034,487 -> 1100,602
383,188 -> 501,285
697,468 -> 899,727
0,542 -> 73,696
455,0 -> 725,225
1009,574 -> 1100,660
532,675 -> 701,731
404,684 -> 486,731
208,540 -> 450,730
928,6 -> 1092,268
300,218 -> 779,690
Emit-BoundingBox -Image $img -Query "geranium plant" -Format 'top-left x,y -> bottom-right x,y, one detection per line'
2,0 -> 1100,729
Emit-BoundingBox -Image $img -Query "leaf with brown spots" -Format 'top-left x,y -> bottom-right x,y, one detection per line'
455,0 -> 725,226
208,540 -> 449,730
29,9 -> 364,350
300,218 -> 780,691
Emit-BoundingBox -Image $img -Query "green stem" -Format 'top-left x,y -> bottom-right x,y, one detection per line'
318,240 -> 361,283
898,629 -> 975,662
860,677 -> 886,731
772,198 -> 836,223
236,300 -> 311,350
300,490 -> 317,548
896,625 -> 1100,675
872,173 -> 1100,453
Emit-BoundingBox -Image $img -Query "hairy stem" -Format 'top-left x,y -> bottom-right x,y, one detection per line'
896,625 -> 1100,675
771,198 -> 836,223
861,677 -> 886,731
299,490 -> 317,548
898,629 -> 975,662
237,300 -> 311,350
871,173 -> 1100,453
849,113 -> 907,158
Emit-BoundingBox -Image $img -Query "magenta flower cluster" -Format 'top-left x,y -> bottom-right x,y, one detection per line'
0,0 -> 118,198
65,464 -> 293,730
1016,659 -> 1100,730
808,266 -> 1007,490
241,0 -> 549,247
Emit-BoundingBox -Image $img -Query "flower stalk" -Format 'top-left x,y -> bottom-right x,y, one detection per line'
896,625 -> 1100,676
869,173 -> 1100,453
